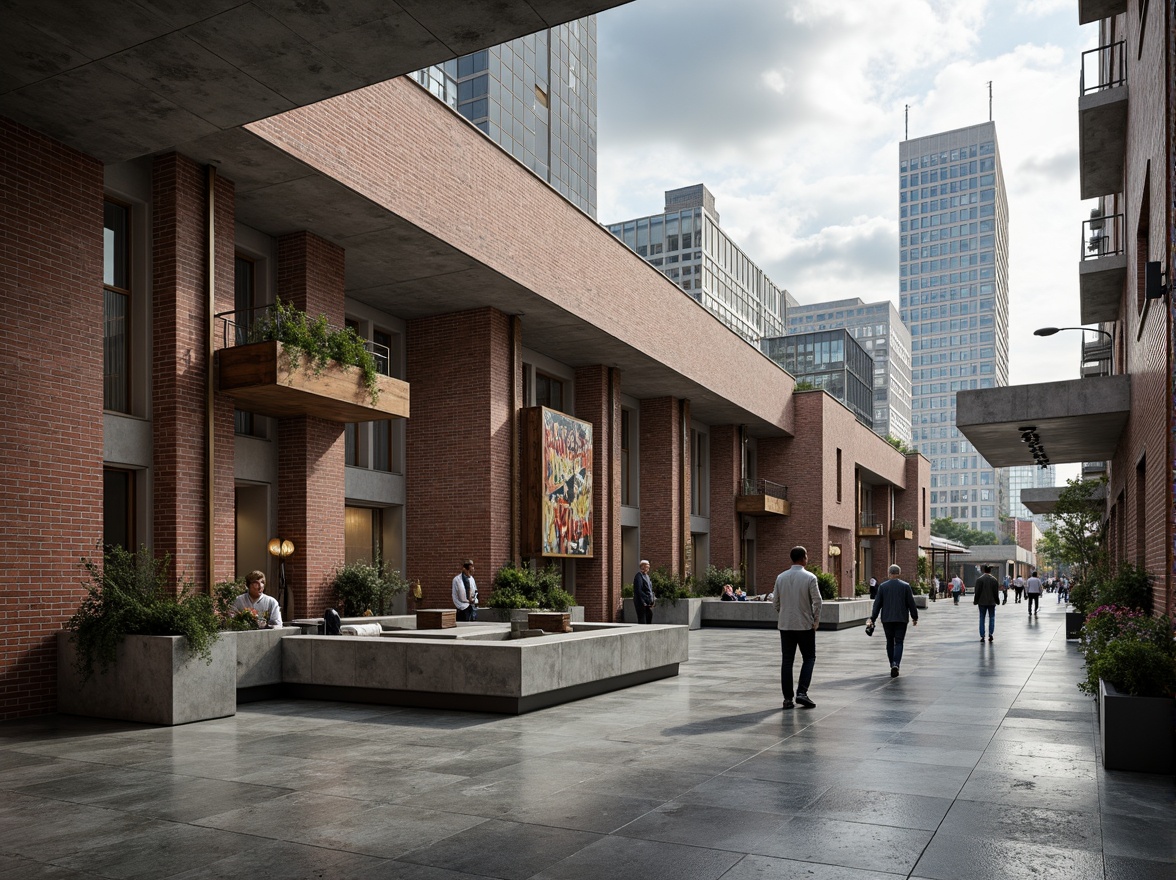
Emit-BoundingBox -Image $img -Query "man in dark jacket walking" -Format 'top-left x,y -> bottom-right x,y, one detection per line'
868,564 -> 919,678
633,560 -> 655,624
973,564 -> 1001,641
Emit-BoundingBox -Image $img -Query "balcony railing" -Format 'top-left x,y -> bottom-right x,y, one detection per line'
858,513 -> 884,537
1081,213 -> 1124,260
1080,41 -> 1126,96
740,478 -> 788,500
735,479 -> 790,516
1081,337 -> 1113,377
216,305 -> 391,374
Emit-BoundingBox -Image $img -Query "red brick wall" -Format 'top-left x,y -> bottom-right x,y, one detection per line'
406,308 -> 514,606
574,365 -> 621,621
274,233 -> 346,619
639,397 -> 687,576
0,118 -> 103,718
152,154 -> 237,589
709,425 -> 741,572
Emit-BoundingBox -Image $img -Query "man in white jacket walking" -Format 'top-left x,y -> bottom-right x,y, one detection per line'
774,546 -> 823,710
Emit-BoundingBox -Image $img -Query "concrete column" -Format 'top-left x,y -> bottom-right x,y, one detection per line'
574,365 -> 621,622
708,425 -> 742,571
638,397 -> 688,577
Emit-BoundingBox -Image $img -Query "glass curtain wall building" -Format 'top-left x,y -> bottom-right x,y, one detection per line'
1008,463 -> 1057,529
410,17 -> 597,217
899,122 -> 1010,535
761,330 -> 875,429
606,184 -> 787,345
783,297 -> 912,440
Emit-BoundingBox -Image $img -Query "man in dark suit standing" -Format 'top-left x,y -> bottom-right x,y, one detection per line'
633,559 -> 655,624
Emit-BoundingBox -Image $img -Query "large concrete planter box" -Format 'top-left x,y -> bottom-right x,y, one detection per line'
475,606 -> 586,624
231,627 -> 301,700
622,597 -> 702,628
58,632 -> 235,726
1066,611 -> 1085,640
819,598 -> 872,630
1098,679 -> 1175,774
913,595 -> 928,609
700,599 -> 777,628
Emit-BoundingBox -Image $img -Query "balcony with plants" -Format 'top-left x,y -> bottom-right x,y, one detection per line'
735,478 -> 790,516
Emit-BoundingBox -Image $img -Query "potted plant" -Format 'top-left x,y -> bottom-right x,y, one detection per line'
59,546 -> 232,725
620,566 -> 702,627
487,561 -> 576,614
891,519 -> 914,540
331,558 -> 410,617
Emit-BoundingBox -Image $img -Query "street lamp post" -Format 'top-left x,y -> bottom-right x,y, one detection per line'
1033,326 -> 1113,373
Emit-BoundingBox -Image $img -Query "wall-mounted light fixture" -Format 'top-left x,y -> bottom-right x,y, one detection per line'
1145,261 -> 1169,300
828,544 -> 842,558
268,538 -> 295,614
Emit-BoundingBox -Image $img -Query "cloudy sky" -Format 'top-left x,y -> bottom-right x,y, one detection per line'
596,0 -> 1096,390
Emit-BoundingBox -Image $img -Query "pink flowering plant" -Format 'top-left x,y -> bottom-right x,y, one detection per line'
1078,604 -> 1176,697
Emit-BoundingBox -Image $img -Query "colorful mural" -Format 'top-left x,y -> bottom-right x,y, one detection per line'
542,408 -> 593,557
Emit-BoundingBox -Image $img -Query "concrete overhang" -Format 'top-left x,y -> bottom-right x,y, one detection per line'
956,374 -> 1130,467
0,0 -> 630,164
1079,252 -> 1126,324
1079,0 -> 1127,25
1021,484 -> 1106,515
174,82 -> 794,437
1078,84 -> 1128,200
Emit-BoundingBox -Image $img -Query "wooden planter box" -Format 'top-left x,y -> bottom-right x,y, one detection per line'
892,528 -> 914,541
528,612 -> 572,633
1099,679 -> 1175,774
217,340 -> 409,423
416,609 -> 456,630
58,632 -> 235,726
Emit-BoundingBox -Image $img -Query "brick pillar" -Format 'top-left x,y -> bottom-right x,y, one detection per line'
638,397 -> 689,577
709,425 -> 741,571
406,307 -> 514,606
0,119 -> 103,718
756,435 -> 795,594
574,365 -> 621,622
274,233 -> 346,619
894,453 -> 927,583
152,153 -> 236,590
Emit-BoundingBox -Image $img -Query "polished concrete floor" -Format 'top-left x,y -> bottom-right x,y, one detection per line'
2,598 -> 1172,879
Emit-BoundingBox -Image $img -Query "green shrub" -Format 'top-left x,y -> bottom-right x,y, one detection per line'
699,565 -> 744,597
332,558 -> 408,616
1067,577 -> 1098,615
854,582 -> 869,597
66,546 -> 220,680
650,566 -> 695,604
1078,605 -> 1176,697
488,561 -> 575,611
1099,563 -> 1153,614
213,577 -> 259,631
806,564 -> 838,600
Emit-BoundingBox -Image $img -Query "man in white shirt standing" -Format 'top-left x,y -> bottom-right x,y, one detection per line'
1025,570 -> 1043,618
774,546 -> 822,710
452,559 -> 478,621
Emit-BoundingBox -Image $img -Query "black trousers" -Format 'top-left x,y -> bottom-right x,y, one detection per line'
780,629 -> 816,700
1026,593 -> 1040,614
635,603 -> 654,624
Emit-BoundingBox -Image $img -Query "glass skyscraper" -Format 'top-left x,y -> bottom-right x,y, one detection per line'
899,122 -> 1010,535
607,184 -> 788,345
411,17 -> 597,217
761,329 -> 875,429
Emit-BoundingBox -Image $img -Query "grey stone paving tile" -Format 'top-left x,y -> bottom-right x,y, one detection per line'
389,775 -> 572,818
52,822 -> 257,879
0,756 -> 111,790
1101,810 -> 1176,862
979,737 -> 1096,763
0,853 -> 99,879
718,854 -> 907,880
89,773 -> 292,823
0,801 -> 170,862
193,789 -> 377,838
396,818 -> 600,879
284,803 -> 486,860
499,786 -> 664,834
615,801 -> 790,852
1097,771 -> 1176,820
1104,854 -> 1176,880
870,743 -> 984,769
801,786 -> 953,831
528,834 -> 741,880
942,798 -> 1101,851
911,833 -> 1104,880
565,766 -> 717,802
957,768 -> 1101,811
972,749 -> 1097,781
674,774 -> 826,815
10,765 -> 166,805
753,815 -> 933,874
162,838 -> 392,879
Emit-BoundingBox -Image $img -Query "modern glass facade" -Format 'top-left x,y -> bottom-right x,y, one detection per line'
783,297 -> 912,440
761,329 -> 874,429
1007,464 -> 1056,528
899,122 -> 1010,535
607,184 -> 787,345
410,18 -> 597,217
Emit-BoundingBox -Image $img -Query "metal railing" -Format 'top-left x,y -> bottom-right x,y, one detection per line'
1081,337 -> 1113,377
1082,212 -> 1124,260
214,305 -> 391,375
739,478 -> 788,500
1080,41 -> 1126,96
859,513 -> 881,529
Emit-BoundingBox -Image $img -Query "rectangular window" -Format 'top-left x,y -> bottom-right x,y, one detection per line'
690,429 -> 708,516
836,448 -> 843,503
234,255 -> 267,437
536,372 -> 564,411
620,409 -> 632,506
103,467 -> 135,551
103,200 -> 131,413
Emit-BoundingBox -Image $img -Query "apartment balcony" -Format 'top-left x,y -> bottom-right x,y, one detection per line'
735,479 -> 790,516
1079,212 -> 1126,324
1080,336 -> 1113,378
1079,41 -> 1128,200
217,338 -> 410,424
1082,460 -> 1108,479
956,375 -> 1130,467
1079,0 -> 1127,25
1021,482 -> 1107,515
857,513 -> 884,538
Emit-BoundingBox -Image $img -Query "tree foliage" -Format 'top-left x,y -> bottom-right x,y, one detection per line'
1037,478 -> 1106,580
884,434 -> 914,455
931,517 -> 998,546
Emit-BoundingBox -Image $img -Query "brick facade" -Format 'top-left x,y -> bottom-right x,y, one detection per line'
708,425 -> 742,573
574,365 -> 622,621
638,397 -> 689,577
0,118 -> 104,718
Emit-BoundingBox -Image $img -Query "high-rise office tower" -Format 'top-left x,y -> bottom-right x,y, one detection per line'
411,17 -> 597,217
780,297 -> 913,440
607,184 -> 788,345
1007,464 -> 1057,529
899,122 -> 1010,535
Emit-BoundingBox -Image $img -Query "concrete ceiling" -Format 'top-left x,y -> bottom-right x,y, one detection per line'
0,0 -> 628,163
955,375 -> 1130,467
183,126 -> 789,434
1021,484 -> 1106,515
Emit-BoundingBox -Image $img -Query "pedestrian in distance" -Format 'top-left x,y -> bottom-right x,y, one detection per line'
1013,574 -> 1025,603
774,546 -> 822,709
633,560 -> 655,624
1025,570 -> 1043,617
950,574 -> 963,605
867,564 -> 919,677
973,564 -> 1000,641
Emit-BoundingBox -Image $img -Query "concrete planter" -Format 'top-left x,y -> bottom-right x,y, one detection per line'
475,606 -> 586,624
622,597 -> 702,628
1066,611 -> 1085,640
58,632 -> 235,726
819,598 -> 873,630
699,599 -> 777,628
1098,678 -> 1175,774
231,627 -> 301,700
913,595 -> 928,609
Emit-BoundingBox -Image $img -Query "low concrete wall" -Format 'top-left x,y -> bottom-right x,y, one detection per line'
474,606 -> 586,624
699,599 -> 777,628
622,597 -> 703,628
281,623 -> 688,713
231,627 -> 302,699
58,632 -> 236,726
819,598 -> 873,630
